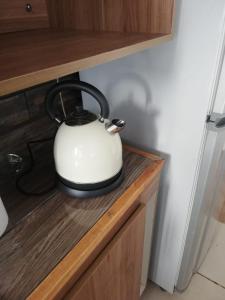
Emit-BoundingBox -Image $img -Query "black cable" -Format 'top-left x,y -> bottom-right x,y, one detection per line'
16,137 -> 56,196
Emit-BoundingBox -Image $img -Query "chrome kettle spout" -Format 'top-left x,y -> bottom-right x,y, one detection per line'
106,119 -> 126,134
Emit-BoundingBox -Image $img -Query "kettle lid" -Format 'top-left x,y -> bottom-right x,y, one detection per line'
65,107 -> 97,126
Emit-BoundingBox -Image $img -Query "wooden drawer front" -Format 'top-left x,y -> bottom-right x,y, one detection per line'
65,204 -> 146,300
0,0 -> 49,33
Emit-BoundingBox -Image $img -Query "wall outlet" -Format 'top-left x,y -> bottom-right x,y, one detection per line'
7,153 -> 23,174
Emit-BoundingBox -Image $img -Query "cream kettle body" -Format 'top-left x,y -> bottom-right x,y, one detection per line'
54,120 -> 123,184
46,80 -> 125,198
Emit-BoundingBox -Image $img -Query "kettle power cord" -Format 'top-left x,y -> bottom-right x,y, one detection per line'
16,137 -> 56,196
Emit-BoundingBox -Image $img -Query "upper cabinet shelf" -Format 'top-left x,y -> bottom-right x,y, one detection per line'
0,30 -> 172,97
0,0 -> 175,97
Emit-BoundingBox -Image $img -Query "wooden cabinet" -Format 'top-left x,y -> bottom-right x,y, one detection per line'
0,0 -> 175,97
23,146 -> 164,300
65,205 -> 146,300
0,0 -> 49,33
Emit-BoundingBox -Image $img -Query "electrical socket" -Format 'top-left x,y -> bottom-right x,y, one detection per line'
7,153 -> 23,174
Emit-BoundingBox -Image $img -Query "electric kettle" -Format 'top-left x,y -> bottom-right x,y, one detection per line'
46,80 -> 125,198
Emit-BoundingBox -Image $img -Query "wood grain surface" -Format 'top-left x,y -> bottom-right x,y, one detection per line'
47,0 -> 102,31
0,0 -> 49,33
0,148 -> 163,299
0,29 -> 171,97
47,0 -> 174,34
65,205 -> 146,300
0,0 -> 174,96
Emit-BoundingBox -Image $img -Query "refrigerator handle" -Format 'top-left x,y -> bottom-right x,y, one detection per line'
207,113 -> 225,131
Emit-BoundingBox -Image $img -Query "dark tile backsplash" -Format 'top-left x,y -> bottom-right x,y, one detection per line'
0,93 -> 29,134
0,73 -> 82,232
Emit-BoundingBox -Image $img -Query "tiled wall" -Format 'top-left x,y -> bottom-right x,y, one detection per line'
0,74 -> 81,230
0,74 -> 80,183
0,82 -> 56,177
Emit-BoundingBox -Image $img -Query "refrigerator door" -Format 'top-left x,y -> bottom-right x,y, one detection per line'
196,148 -> 225,271
176,121 -> 225,291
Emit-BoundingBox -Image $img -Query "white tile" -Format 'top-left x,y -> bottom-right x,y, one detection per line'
199,223 -> 225,288
141,274 -> 225,300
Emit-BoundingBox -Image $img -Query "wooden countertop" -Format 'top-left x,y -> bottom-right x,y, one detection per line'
0,146 -> 163,299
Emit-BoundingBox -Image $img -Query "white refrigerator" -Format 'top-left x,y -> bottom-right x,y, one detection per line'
176,58 -> 225,291
81,0 -> 225,293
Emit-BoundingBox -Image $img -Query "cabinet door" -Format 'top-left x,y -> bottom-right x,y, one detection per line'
0,0 -> 49,33
65,204 -> 146,300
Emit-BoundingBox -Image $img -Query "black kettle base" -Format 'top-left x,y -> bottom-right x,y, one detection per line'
58,170 -> 124,199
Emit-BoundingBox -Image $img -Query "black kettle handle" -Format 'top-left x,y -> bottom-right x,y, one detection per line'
45,80 -> 110,123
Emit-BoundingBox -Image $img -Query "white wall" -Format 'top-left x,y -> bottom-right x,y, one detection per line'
80,0 -> 225,292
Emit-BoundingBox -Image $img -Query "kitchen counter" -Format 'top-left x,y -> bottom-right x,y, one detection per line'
0,146 -> 163,299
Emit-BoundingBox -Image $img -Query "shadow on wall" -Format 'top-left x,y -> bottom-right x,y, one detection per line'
106,72 -> 159,151
105,73 -> 173,279
80,4 -> 182,281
